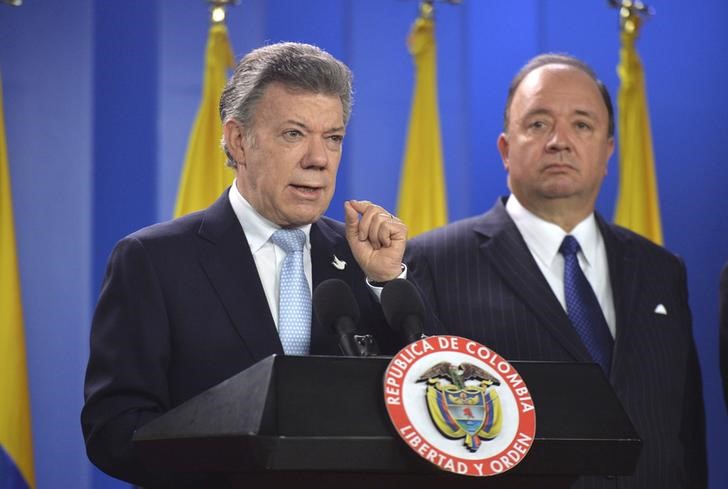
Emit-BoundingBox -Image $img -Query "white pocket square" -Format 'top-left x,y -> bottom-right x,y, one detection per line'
654,304 -> 667,315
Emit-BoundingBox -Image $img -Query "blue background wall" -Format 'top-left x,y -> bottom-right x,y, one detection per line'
1,1 -> 726,488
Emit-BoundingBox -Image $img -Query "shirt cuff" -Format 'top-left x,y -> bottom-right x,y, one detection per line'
366,263 -> 408,300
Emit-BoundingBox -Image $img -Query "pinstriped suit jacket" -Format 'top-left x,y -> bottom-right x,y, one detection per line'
405,197 -> 707,489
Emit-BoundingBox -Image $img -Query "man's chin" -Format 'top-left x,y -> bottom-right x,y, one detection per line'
538,180 -> 582,198
279,206 -> 327,228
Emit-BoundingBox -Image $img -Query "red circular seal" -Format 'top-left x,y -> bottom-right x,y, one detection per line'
383,335 -> 536,476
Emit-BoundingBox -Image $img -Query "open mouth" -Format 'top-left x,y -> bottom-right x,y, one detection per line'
290,184 -> 323,197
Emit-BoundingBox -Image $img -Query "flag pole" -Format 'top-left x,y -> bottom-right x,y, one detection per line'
207,0 -> 239,23
608,0 -> 655,30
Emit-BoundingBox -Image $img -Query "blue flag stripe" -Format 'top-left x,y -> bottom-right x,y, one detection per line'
0,446 -> 32,489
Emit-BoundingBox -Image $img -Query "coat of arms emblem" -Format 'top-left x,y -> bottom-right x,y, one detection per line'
417,361 -> 503,452
384,335 -> 535,476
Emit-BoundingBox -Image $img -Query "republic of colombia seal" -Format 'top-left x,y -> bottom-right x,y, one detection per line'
383,335 -> 536,476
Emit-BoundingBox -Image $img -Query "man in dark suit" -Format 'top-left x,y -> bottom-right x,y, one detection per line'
406,54 -> 707,488
82,42 -> 410,487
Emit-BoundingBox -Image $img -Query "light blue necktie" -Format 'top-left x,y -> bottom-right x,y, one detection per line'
559,235 -> 614,374
271,229 -> 311,355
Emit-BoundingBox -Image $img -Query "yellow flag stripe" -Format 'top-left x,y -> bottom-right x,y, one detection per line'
174,23 -> 235,217
614,29 -> 663,245
397,17 -> 447,238
0,74 -> 36,489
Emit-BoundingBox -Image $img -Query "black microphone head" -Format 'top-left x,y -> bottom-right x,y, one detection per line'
380,278 -> 426,333
313,278 -> 361,334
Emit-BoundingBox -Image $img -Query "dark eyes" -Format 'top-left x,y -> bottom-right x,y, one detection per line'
282,130 -> 343,148
284,130 -> 303,139
325,135 -> 344,150
283,131 -> 343,140
527,120 -> 593,132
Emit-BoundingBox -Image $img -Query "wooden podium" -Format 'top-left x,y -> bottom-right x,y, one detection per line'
133,355 -> 641,488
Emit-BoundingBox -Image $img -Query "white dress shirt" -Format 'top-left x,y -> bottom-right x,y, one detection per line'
228,183 -> 312,330
228,181 -> 401,330
505,195 -> 616,338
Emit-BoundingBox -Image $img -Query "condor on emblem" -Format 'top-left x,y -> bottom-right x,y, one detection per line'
383,335 -> 536,477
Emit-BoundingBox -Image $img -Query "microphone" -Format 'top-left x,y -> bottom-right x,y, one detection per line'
313,279 -> 378,356
380,279 -> 426,345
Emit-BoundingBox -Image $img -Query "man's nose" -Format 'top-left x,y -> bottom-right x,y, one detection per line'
546,123 -> 572,152
302,137 -> 329,168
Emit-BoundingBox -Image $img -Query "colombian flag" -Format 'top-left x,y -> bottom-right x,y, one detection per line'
396,14 -> 448,237
174,21 -> 235,217
0,74 -> 36,488
613,22 -> 663,245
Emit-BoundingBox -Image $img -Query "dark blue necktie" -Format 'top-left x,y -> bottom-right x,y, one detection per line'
559,235 -> 614,374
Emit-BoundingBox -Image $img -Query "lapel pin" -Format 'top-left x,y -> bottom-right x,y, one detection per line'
331,254 -> 347,271
654,304 -> 667,315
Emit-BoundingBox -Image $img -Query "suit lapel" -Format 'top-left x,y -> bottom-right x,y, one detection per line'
308,219 -> 354,355
476,199 -> 594,362
598,216 -> 639,377
196,192 -> 284,362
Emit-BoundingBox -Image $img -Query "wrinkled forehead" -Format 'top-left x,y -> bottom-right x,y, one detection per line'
254,82 -> 345,124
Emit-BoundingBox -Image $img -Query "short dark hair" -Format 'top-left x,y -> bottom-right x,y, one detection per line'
219,42 -> 353,168
502,53 -> 614,137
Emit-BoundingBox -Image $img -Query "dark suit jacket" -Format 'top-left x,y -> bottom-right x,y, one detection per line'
81,191 -> 403,487
720,263 -> 728,410
405,197 -> 707,489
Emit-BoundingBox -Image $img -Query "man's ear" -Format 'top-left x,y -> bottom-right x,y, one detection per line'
223,120 -> 246,166
497,133 -> 510,172
605,136 -> 615,176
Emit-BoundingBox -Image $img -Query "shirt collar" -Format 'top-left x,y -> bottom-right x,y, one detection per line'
505,194 -> 599,268
228,181 -> 312,252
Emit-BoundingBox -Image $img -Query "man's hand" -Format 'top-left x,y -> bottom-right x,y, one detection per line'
344,200 -> 407,282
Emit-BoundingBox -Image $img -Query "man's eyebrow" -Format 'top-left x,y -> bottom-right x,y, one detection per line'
522,108 -> 552,119
283,120 -> 345,133
284,119 -> 307,129
521,108 -> 598,120
573,109 -> 598,119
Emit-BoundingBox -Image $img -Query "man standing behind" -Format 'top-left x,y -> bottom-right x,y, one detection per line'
82,42 -> 409,487
406,54 -> 706,488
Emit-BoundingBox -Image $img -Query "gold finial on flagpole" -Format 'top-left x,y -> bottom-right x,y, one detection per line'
608,0 -> 654,34
417,0 -> 462,20
419,1 -> 434,20
207,0 -> 239,24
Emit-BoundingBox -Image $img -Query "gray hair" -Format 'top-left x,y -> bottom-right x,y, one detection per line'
219,42 -> 354,167
503,53 -> 614,137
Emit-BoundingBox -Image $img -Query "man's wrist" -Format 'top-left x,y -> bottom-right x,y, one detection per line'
367,263 -> 407,287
